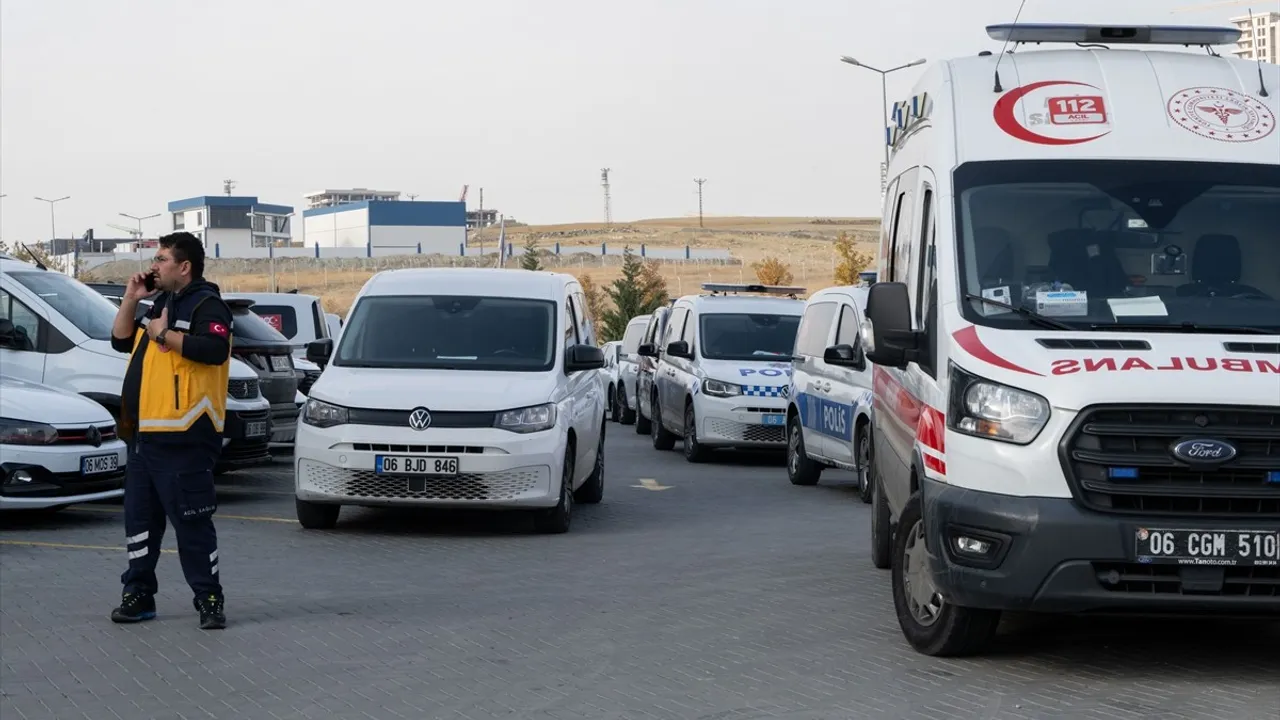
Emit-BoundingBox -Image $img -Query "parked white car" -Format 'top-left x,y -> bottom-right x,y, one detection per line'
0,374 -> 128,510
223,291 -> 341,362
614,314 -> 651,425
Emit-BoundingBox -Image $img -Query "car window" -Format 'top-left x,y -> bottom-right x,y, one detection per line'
0,289 -> 42,350
836,304 -> 861,346
794,302 -> 837,357
247,304 -> 299,339
334,295 -> 557,371
231,308 -> 289,342
698,312 -> 802,361
621,321 -> 647,354
5,271 -> 117,340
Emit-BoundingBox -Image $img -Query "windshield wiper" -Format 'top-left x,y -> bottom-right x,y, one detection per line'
1091,322 -> 1272,335
962,293 -> 1078,332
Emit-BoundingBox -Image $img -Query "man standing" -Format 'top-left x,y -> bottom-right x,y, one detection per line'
108,231 -> 233,629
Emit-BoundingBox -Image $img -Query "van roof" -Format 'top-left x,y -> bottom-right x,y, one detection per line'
361,267 -> 576,300
678,293 -> 807,315
935,47 -> 1279,166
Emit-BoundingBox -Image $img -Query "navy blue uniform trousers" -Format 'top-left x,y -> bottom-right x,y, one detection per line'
121,438 -> 222,599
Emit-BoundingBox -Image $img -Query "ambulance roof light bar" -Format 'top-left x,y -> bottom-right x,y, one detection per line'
701,283 -> 808,298
985,23 -> 1241,47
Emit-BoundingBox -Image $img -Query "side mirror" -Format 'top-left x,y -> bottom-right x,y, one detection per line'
637,343 -> 657,357
565,343 -> 605,373
665,340 -> 693,359
823,343 -> 866,372
865,282 -> 921,368
307,338 -> 334,366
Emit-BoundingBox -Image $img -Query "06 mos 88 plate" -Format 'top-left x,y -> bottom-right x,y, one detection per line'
1135,527 -> 1280,566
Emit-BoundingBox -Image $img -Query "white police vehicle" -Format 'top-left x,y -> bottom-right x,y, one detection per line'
640,283 -> 805,462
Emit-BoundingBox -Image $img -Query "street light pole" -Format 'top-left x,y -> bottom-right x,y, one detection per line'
34,195 -> 70,249
838,57 -> 926,192
120,212 -> 160,242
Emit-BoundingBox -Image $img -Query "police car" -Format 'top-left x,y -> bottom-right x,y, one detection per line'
639,283 -> 806,462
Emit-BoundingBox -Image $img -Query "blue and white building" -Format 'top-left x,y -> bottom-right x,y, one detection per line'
168,195 -> 295,254
302,193 -> 467,255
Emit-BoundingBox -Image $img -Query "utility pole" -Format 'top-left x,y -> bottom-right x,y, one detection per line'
694,178 -> 707,228
223,179 -> 237,195
120,212 -> 160,239
601,168 -> 612,226
34,195 -> 70,249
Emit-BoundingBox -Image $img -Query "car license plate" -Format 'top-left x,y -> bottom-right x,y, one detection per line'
1135,527 -> 1280,566
270,355 -> 292,372
81,453 -> 119,475
761,414 -> 786,426
376,455 -> 459,476
245,421 -> 267,438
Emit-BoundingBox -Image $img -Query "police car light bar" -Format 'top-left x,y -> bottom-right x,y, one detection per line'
701,283 -> 808,296
985,23 -> 1240,47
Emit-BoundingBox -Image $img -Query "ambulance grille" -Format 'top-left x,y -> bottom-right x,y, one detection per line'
1060,405 -> 1280,518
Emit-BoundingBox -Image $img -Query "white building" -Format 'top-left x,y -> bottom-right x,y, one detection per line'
168,195 -> 294,256
1231,11 -> 1279,63
302,199 -> 467,255
303,188 -> 401,210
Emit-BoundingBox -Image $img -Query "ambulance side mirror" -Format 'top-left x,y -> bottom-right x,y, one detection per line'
865,282 -> 920,369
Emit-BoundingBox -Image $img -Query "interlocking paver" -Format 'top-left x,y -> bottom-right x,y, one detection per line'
3,431 -> 1279,720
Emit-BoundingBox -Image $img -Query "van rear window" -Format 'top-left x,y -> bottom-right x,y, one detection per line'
248,305 -> 298,339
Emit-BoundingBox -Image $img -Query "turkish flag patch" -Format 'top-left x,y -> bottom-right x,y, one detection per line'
208,321 -> 229,338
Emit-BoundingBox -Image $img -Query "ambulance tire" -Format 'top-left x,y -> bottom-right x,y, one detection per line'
892,493 -> 1000,657
870,468 -> 892,570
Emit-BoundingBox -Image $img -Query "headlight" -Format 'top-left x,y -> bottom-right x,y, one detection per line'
0,418 -> 59,445
701,379 -> 742,398
302,398 -> 348,428
496,403 -> 557,433
947,364 -> 1049,445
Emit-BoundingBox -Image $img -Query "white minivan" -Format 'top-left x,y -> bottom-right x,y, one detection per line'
785,285 -> 875,501
860,22 -> 1280,657
294,268 -> 608,533
613,314 -> 651,425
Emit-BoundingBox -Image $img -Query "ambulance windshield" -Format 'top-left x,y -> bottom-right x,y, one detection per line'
697,313 -> 802,361
954,160 -> 1280,334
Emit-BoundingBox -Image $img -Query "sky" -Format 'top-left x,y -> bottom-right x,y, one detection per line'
0,0 -> 1255,244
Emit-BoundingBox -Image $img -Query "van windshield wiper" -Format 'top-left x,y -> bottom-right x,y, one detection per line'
961,293 -> 1078,332
1091,322 -> 1272,335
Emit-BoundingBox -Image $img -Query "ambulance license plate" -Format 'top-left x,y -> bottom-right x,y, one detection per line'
1134,527 -> 1280,566
376,455 -> 459,476
761,414 -> 786,426
81,453 -> 119,476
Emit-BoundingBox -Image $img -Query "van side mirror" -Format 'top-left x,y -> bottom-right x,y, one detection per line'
823,343 -> 866,372
307,338 -> 334,366
565,343 -> 605,373
637,343 -> 657,357
665,340 -> 693,359
865,282 -> 921,368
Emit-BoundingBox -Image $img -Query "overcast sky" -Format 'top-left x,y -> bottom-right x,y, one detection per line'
0,0 -> 1250,243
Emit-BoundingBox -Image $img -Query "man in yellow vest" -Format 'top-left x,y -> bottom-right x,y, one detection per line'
108,231 -> 233,630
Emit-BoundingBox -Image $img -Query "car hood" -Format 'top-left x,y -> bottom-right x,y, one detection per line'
311,366 -> 561,411
0,374 -> 114,425
78,338 -> 258,380
697,358 -> 794,387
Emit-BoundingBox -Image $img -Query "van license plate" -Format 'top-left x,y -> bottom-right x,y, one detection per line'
1134,528 -> 1280,566
376,455 -> 459,476
761,414 -> 786,426
82,453 -> 119,476
245,421 -> 267,438
270,355 -> 292,372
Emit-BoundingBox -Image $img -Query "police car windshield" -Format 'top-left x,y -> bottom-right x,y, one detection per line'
333,295 -> 557,371
6,271 -> 119,341
953,160 -> 1280,333
697,313 -> 801,361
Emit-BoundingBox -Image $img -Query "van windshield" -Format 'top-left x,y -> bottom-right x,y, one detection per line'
698,313 -> 801,361
954,160 -> 1280,334
6,270 -> 118,340
333,295 -> 557,371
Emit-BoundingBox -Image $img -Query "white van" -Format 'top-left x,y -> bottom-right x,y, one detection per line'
614,313 -> 651,425
223,291 -> 341,361
0,256 -> 274,473
294,268 -> 608,533
859,23 -> 1280,657
641,283 -> 805,462
785,285 -> 875,501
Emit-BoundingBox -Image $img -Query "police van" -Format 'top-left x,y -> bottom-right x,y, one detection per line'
639,283 -> 805,462
859,23 -> 1280,656
785,285 -> 875,502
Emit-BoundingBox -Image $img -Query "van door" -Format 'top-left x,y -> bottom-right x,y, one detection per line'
0,288 -> 48,383
792,299 -> 839,459
823,296 -> 870,468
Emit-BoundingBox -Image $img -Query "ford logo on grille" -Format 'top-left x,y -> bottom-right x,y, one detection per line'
1171,438 -> 1237,465
408,407 -> 432,431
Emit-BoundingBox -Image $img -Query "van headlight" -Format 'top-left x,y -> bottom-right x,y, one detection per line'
947,364 -> 1049,445
701,379 -> 742,398
495,403 -> 557,433
302,398 -> 348,428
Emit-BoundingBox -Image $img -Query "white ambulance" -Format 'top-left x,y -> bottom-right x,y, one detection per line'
642,283 -> 805,462
859,23 -> 1280,657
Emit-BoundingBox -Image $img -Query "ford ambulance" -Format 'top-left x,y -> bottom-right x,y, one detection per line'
859,23 -> 1280,656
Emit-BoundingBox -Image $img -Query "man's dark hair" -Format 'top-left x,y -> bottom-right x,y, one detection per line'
159,232 -> 205,279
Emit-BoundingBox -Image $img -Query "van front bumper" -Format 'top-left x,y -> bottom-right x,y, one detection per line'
920,478 -> 1280,616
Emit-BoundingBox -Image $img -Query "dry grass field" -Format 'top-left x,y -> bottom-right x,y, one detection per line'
90,216 -> 881,319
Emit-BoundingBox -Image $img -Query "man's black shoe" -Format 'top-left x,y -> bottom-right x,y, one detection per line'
195,594 -> 226,629
110,592 -> 156,623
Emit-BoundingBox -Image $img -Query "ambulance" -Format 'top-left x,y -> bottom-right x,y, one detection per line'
859,23 -> 1280,656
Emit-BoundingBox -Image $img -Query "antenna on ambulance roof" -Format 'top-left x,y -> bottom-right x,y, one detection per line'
1247,7 -> 1270,97
991,0 -> 1030,93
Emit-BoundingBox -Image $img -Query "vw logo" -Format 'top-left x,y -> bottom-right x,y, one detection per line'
1171,438 -> 1236,465
408,407 -> 432,431
780,385 -> 790,399
86,425 -> 102,448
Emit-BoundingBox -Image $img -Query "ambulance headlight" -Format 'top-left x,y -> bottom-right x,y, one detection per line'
701,379 -> 742,398
947,364 -> 1049,445
496,403 -> 557,433
302,398 -> 349,428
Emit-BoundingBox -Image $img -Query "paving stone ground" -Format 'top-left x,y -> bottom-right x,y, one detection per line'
2,425 -> 1278,720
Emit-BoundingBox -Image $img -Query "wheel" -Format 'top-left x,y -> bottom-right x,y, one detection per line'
534,446 -> 574,533
891,493 -> 1000,657
618,384 -> 636,425
682,402 -> 711,463
855,422 -> 873,504
574,421 -> 605,504
870,464 -> 892,569
650,393 -> 676,450
634,397 -> 652,434
786,413 -> 822,486
296,498 -> 340,529
608,385 -> 619,422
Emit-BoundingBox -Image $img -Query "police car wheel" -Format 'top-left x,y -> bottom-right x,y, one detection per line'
618,385 -> 637,425
651,394 -> 676,451
534,447 -> 574,533
296,498 -> 340,530
787,414 -> 821,486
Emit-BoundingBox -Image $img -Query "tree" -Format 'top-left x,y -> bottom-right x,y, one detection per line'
751,256 -> 793,285
578,273 -> 607,342
599,247 -> 669,342
520,236 -> 542,271
833,231 -> 875,285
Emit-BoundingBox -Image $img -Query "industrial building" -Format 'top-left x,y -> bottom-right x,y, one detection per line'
302,199 -> 467,254
168,195 -> 295,254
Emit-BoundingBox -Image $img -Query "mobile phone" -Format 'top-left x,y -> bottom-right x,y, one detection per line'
143,271 -> 157,292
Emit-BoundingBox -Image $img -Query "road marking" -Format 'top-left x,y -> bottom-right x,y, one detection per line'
0,540 -> 176,554
67,506 -> 295,524
631,478 -> 673,491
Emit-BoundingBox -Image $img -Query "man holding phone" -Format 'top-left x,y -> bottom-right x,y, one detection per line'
108,231 -> 234,630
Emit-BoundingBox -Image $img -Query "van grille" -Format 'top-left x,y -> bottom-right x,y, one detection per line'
228,378 -> 260,400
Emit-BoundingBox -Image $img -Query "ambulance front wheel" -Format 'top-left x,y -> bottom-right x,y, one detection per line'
297,498 -> 340,529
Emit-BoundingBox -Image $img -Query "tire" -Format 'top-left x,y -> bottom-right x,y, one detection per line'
786,413 -> 822,486
534,446 -> 574,533
682,402 -> 711,463
634,397 -> 652,434
891,493 -> 1000,657
651,393 -> 676,450
608,385 -> 619,423
618,384 -> 636,425
870,465 -> 892,570
296,498 -> 340,529
575,421 -> 605,504
855,422 -> 873,504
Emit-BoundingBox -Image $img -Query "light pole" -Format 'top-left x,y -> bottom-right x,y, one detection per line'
120,212 -> 160,242
34,195 -> 70,249
838,57 -> 926,190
